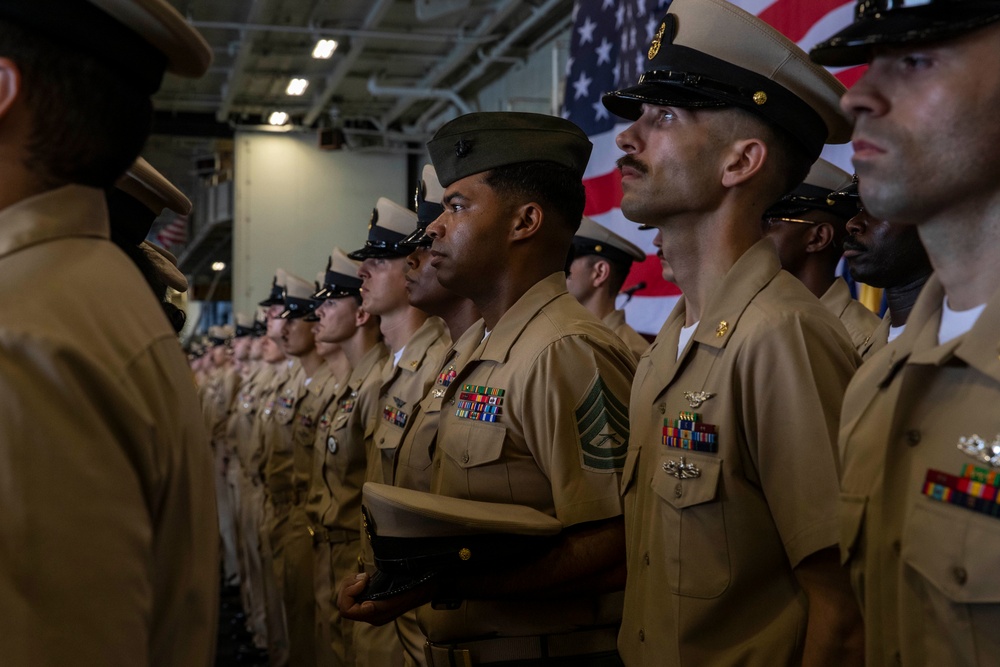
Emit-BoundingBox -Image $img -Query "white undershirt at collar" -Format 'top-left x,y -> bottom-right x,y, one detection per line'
393,347 -> 405,368
938,297 -> 987,345
677,322 -> 698,361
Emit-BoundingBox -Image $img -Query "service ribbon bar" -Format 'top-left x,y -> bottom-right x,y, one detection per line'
663,411 -> 718,453
923,468 -> 1000,518
456,384 -> 505,422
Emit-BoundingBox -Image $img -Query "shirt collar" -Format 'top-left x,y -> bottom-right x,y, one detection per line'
0,185 -> 109,260
479,272 -> 567,363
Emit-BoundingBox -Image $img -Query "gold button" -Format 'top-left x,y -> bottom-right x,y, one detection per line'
643,552 -> 650,565
905,430 -> 921,446
462,452 -> 470,463
753,91 -> 767,105
458,548 -> 472,561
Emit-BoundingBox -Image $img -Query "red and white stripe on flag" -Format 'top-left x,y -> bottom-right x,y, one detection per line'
156,214 -> 189,248
563,0 -> 856,335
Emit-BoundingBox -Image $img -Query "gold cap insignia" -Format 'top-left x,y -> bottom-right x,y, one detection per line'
595,244 -> 603,252
753,91 -> 767,105
648,21 -> 666,60
458,547 -> 472,561
716,321 -> 728,337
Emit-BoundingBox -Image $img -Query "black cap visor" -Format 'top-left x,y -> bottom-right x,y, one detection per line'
811,3 -> 1000,67
279,297 -> 318,319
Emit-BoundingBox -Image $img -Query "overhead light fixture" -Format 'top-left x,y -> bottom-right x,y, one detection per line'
268,111 -> 289,126
286,78 -> 309,96
312,38 -> 338,59
211,261 -> 226,272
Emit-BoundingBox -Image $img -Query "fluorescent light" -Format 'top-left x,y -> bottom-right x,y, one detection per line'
312,39 -> 338,59
211,261 -> 226,272
286,78 -> 309,96
268,111 -> 289,126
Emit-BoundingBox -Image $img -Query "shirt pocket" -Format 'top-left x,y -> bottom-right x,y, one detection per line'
439,420 -> 508,500
651,449 -> 729,598
900,500 -> 1000,664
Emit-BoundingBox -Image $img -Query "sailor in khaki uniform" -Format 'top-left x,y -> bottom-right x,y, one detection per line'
340,112 -> 636,667
603,0 -> 864,664
0,2 -> 217,665
833,180 -> 932,360
764,159 -> 881,351
566,216 -> 651,360
349,198 -> 450,489
391,165 -> 482,666
810,3 -> 1000,664
307,248 -> 389,666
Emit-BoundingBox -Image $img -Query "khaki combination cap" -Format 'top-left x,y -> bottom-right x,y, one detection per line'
811,0 -> 1000,67
427,112 -> 593,188
116,157 -> 192,216
573,216 -> 646,265
314,247 -> 363,299
280,271 -> 318,320
259,269 -> 289,307
139,241 -> 187,293
399,164 -> 446,250
234,312 -> 255,337
602,0 -> 852,160
347,197 -> 419,261
0,0 -> 212,94
357,482 -> 562,601
208,324 -> 234,345
765,158 -> 857,221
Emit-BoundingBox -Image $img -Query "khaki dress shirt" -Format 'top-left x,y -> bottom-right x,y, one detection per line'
367,317 -> 449,486
420,272 -> 636,643
619,240 -> 860,666
603,308 -> 650,361
839,274 -> 1000,666
821,277 -> 882,352
859,313 -> 891,361
0,186 -> 218,666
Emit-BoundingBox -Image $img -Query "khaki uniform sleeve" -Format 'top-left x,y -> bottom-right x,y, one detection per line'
520,334 -> 635,527
737,308 -> 858,567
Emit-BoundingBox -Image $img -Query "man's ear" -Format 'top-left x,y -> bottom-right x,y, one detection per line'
0,58 -> 21,120
355,306 -> 371,327
510,202 -> 544,241
591,258 -> 612,289
720,137 -> 768,188
805,222 -> 835,254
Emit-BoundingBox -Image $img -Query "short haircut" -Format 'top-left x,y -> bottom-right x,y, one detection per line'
579,253 -> 631,296
483,161 -> 586,233
0,19 -> 152,189
716,108 -> 814,204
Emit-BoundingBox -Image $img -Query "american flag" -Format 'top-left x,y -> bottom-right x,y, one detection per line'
562,0 -> 860,335
155,213 -> 189,248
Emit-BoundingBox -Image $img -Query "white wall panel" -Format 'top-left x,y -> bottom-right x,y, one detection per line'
232,131 -> 407,316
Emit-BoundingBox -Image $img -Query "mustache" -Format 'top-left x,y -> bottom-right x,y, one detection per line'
842,237 -> 867,253
616,155 -> 648,175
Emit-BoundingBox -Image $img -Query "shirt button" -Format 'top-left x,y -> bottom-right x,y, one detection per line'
892,540 -> 901,555
674,483 -> 682,499
953,567 -> 968,585
450,399 -> 456,406
643,552 -> 650,565
905,429 -> 921,446
894,652 -> 901,665
462,452 -> 470,464
638,629 -> 645,642
379,437 -> 385,444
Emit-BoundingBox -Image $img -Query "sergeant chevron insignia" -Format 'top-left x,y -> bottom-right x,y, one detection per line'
576,374 -> 629,473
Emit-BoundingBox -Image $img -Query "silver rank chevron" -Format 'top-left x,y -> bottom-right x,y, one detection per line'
957,434 -> 1000,469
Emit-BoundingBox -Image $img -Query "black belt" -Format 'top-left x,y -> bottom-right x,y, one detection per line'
424,626 -> 619,665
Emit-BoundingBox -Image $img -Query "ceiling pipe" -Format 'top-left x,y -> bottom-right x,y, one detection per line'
214,0 -> 271,123
303,0 -> 394,127
188,20 -> 496,45
414,0 -> 567,132
376,0 -> 521,128
367,75 -> 473,116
